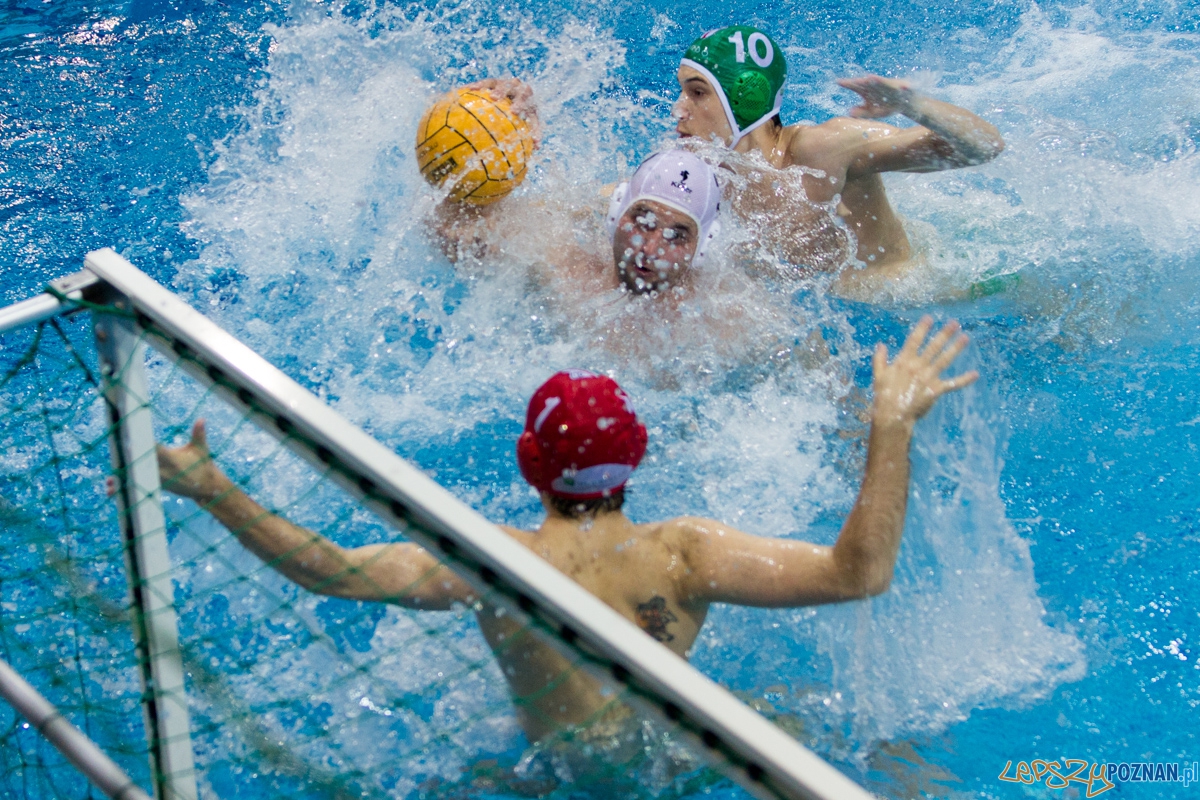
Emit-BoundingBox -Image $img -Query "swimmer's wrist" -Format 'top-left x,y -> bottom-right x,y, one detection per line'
899,92 -> 931,124
192,471 -> 236,505
869,409 -> 916,434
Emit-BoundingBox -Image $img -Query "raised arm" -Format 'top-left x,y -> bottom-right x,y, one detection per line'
826,75 -> 1004,176
430,78 -> 540,264
829,316 -> 977,594
680,317 -> 978,607
466,78 -> 541,146
157,420 -> 475,609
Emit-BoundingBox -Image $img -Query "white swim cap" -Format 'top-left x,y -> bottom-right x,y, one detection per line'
605,151 -> 722,266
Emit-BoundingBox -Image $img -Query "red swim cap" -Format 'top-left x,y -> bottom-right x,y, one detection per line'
517,370 -> 648,499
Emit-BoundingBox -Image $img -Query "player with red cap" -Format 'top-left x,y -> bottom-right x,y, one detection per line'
516,369 -> 646,501
157,317 -> 977,748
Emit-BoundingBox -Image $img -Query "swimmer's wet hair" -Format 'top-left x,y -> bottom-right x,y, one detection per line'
548,490 -> 626,519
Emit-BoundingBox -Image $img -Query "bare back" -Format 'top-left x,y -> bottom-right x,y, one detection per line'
478,514 -> 705,741
499,516 -> 709,656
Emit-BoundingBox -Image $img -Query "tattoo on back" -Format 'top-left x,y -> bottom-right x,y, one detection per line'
635,596 -> 678,643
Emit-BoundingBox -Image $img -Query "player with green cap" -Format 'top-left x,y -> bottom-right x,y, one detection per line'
680,25 -> 788,148
675,25 -> 1006,298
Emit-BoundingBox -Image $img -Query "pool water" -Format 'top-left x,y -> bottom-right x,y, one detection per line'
2,0 -> 1198,797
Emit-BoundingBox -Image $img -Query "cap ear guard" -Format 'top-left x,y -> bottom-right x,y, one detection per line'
631,421 -> 649,464
691,218 -> 721,268
605,182 -> 630,239
516,431 -> 546,490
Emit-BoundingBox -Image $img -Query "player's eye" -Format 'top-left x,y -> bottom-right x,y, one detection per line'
634,210 -> 657,229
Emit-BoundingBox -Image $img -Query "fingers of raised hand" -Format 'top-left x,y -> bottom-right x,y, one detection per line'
918,320 -> 961,361
872,342 -> 888,376
191,418 -> 209,452
900,315 -> 934,357
156,442 -> 183,473
930,332 -> 970,374
940,370 -> 979,393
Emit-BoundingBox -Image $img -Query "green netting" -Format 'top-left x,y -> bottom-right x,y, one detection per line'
0,314 -> 150,799
0,307 -> 742,799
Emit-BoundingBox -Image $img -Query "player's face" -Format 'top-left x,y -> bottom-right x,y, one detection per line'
611,200 -> 700,295
674,66 -> 734,145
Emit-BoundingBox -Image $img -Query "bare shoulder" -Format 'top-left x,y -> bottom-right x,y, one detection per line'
656,515 -> 740,556
785,116 -> 900,160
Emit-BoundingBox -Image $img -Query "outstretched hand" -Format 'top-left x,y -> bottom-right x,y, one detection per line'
157,419 -> 230,503
871,317 -> 978,427
837,75 -> 918,120
464,78 -> 542,147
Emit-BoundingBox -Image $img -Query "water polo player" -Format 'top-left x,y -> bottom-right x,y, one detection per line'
675,26 -> 1005,293
157,315 -> 978,748
605,149 -> 721,294
433,136 -> 724,299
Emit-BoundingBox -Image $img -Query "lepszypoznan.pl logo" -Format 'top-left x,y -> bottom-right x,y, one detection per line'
999,759 -> 1198,796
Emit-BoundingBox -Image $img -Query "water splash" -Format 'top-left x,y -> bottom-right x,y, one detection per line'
171,0 -> 1135,783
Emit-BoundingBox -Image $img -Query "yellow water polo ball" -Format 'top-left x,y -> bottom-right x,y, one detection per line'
415,87 -> 535,205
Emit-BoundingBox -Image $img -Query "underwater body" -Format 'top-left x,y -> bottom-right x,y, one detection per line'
1,0 -> 1199,796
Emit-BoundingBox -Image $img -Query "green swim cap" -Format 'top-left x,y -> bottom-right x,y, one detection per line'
681,26 -> 787,146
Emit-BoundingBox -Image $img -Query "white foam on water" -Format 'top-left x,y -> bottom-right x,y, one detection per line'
170,0 -> 1200,782
850,7 -> 1200,333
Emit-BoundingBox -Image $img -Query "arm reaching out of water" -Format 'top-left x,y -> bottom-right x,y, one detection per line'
429,78 -> 542,263
823,75 -> 1005,175
157,421 -> 476,609
677,317 -> 978,607
465,77 -> 542,146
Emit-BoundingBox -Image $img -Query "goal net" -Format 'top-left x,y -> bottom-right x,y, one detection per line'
0,250 -> 867,800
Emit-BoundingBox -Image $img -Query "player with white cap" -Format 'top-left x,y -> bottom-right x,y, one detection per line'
432,144 -> 725,298
604,150 -> 721,295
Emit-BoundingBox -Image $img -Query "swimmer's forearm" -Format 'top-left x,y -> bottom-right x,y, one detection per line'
831,417 -> 912,597
196,479 -> 341,584
191,475 -> 469,606
192,476 -> 374,594
905,95 -> 1005,165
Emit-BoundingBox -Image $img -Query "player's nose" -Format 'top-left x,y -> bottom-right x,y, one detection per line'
640,227 -> 669,254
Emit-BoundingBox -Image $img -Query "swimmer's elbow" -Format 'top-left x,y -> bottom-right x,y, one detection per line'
837,567 -> 893,600
936,126 -> 1005,168
865,574 -> 893,597
977,132 -> 1006,163
964,128 -> 1005,165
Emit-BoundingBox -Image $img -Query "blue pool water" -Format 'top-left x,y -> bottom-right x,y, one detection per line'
3,0 -> 1199,796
